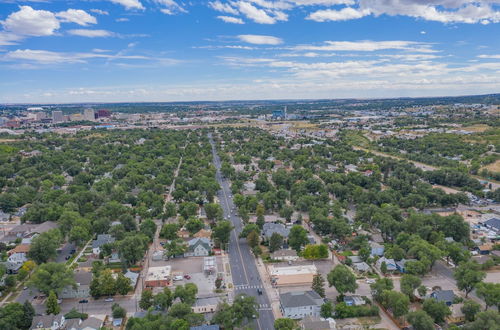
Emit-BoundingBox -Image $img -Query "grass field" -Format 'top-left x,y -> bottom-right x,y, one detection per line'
482,159 -> 500,173
462,124 -> 491,132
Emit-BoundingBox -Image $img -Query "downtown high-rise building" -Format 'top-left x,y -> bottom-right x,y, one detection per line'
52,111 -> 64,123
83,108 -> 95,121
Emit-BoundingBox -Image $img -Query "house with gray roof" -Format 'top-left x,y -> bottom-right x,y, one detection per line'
300,315 -> 336,330
483,218 -> 500,233
263,223 -> 290,239
30,314 -> 65,330
92,234 -> 115,256
429,290 -> 455,306
271,249 -> 299,261
60,271 -> 91,299
184,237 -> 212,257
279,290 -> 323,319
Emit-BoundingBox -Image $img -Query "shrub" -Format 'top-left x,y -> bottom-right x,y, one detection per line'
334,302 -> 379,319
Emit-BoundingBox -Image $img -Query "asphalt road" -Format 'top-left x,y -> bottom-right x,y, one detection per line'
209,133 -> 275,330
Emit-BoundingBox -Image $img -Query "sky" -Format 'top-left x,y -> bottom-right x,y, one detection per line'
0,0 -> 499,103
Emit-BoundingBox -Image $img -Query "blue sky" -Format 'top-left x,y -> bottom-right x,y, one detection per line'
0,0 -> 499,103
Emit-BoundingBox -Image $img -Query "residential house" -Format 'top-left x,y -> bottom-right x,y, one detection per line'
263,223 -> 290,239
482,218 -> 500,233
192,297 -> 221,314
300,316 -> 336,330
177,229 -> 190,238
65,317 -> 104,330
30,314 -> 65,330
376,257 -> 397,272
352,262 -> 370,273
429,290 -> 455,306
124,270 -> 140,289
184,237 -> 212,257
279,290 -> 323,319
7,244 -> 30,257
369,242 -> 384,257
0,210 -> 10,222
344,295 -> 366,306
6,252 -> 27,270
60,272 -> 91,299
91,234 -> 115,256
395,259 -> 417,273
271,249 -> 299,262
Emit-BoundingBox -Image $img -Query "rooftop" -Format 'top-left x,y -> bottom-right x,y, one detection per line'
280,290 -> 323,308
146,266 -> 171,282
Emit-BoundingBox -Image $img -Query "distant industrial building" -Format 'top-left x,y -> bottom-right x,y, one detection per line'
83,108 -> 95,121
97,109 -> 112,118
52,111 -> 64,123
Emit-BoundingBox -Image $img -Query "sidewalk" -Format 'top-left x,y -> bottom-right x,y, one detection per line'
254,258 -> 282,320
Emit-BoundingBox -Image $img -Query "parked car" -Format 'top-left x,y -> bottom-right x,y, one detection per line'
173,275 -> 183,281
184,274 -> 191,280
104,297 -> 114,302
65,256 -> 71,260
366,279 -> 375,284
79,299 -> 89,303
257,288 -> 263,295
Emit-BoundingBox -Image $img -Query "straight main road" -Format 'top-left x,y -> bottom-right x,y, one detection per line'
208,133 -> 275,330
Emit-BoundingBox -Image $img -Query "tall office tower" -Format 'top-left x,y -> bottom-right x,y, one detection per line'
52,111 -> 64,123
83,109 -> 95,121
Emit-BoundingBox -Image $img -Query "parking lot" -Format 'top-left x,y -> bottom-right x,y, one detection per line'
149,256 -> 222,297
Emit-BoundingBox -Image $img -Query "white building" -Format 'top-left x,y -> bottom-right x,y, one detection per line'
52,111 -> 64,123
83,109 -> 95,121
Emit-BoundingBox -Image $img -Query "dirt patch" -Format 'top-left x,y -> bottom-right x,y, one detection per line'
462,124 -> 491,132
482,159 -> 500,173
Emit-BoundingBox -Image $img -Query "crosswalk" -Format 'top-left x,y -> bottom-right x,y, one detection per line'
258,303 -> 271,309
235,284 -> 263,290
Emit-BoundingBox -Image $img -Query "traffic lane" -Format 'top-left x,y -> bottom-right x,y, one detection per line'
56,242 -> 75,263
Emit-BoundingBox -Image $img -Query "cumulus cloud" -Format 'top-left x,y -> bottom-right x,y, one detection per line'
68,29 -> 115,37
236,1 -> 280,23
238,34 -> 283,44
209,1 -> 239,15
1,6 -> 60,36
90,9 -> 109,15
217,16 -> 245,23
109,0 -> 144,10
307,7 -> 370,21
56,9 -> 97,26
155,0 -> 187,14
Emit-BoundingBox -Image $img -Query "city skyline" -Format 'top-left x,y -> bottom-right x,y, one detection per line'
0,0 -> 499,103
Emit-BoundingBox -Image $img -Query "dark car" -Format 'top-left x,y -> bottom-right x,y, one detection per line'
257,288 -> 263,295
70,249 -> 76,254
79,299 -> 89,303
65,255 -> 71,260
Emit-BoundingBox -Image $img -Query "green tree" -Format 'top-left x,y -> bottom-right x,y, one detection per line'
164,202 -> 177,219
380,290 -> 409,318
28,262 -> 75,295
370,278 -> 393,302
160,223 -> 180,240
99,269 -> 117,296
463,310 -> 500,330
139,289 -> 154,310
246,230 -> 259,249
327,265 -> 357,297
164,239 -> 188,259
239,224 -> 260,238
68,225 -> 91,247
212,294 -> 258,329
311,274 -> 326,298
212,220 -> 233,249
28,229 -> 62,264
407,310 -> 435,330
174,283 -> 198,305
423,298 -> 451,324
115,272 -> 132,295
0,301 -> 35,330
454,261 -> 486,297
380,261 -> 388,274
186,217 -> 204,234
274,318 -> 296,330
400,274 -> 422,300
461,300 -> 481,322
320,301 -> 334,318
205,203 -> 223,221
476,282 -> 500,310
269,233 -> 284,253
288,225 -> 308,252
46,291 -> 61,315
117,234 -> 149,266
154,287 -> 174,311
112,303 -> 126,319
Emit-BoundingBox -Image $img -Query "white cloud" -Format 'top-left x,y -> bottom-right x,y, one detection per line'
293,40 -> 435,52
307,7 -> 370,21
56,9 -> 97,26
90,9 -> 109,15
238,34 -> 283,44
109,0 -> 144,10
236,1 -> 279,24
2,48 -> 151,64
1,6 -> 60,36
209,1 -> 239,15
68,29 -> 115,37
291,0 -> 355,4
0,32 -> 22,46
155,0 -> 187,14
217,16 -> 245,23
116,18 -> 130,22
478,54 -> 500,59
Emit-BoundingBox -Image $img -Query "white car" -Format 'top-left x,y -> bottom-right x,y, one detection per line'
104,297 -> 114,302
173,275 -> 183,281
365,279 -> 375,284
